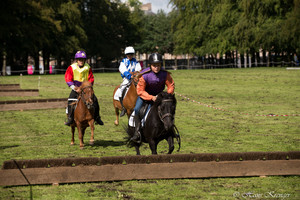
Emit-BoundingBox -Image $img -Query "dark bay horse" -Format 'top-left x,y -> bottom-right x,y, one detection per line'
113,72 -> 140,125
127,92 -> 181,155
70,81 -> 95,149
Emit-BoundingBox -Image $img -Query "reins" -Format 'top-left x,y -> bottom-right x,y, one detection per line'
157,98 -> 181,152
158,99 -> 175,122
80,85 -> 94,108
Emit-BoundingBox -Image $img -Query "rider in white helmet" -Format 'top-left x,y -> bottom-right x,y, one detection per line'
114,46 -> 142,116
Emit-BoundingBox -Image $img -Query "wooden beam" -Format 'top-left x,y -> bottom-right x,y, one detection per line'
1,160 -> 299,186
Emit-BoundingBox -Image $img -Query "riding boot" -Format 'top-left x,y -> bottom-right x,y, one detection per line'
131,115 -> 141,143
65,105 -> 75,126
94,96 -> 104,125
119,97 -> 127,117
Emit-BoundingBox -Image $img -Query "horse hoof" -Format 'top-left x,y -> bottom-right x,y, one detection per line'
89,141 -> 94,145
114,121 -> 119,126
70,143 -> 74,146
80,146 -> 84,150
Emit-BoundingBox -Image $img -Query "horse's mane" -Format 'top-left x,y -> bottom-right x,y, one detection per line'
154,92 -> 176,107
78,81 -> 93,99
80,81 -> 92,88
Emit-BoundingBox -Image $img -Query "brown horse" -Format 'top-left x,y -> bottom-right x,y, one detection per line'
113,72 -> 140,125
70,81 -> 95,149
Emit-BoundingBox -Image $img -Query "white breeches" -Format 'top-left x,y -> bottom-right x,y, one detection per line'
114,78 -> 130,100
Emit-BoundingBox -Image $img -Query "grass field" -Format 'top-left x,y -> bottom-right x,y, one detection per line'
0,67 -> 299,199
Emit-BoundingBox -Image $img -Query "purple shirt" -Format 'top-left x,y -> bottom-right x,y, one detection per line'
142,67 -> 167,96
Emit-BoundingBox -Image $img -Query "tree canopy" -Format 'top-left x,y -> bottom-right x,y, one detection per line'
1,0 -> 299,74
170,0 -> 299,56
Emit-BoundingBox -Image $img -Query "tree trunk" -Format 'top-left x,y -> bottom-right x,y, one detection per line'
238,51 -> 241,68
34,52 -> 39,75
2,51 -> 6,76
244,53 -> 247,68
57,57 -> 61,69
267,51 -> 270,67
43,51 -> 50,75
24,52 -> 29,74
187,54 -> 190,69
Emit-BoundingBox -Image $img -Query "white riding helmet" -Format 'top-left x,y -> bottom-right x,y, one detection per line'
124,46 -> 135,55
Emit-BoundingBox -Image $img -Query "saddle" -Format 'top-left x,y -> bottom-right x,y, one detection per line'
128,100 -> 151,128
138,101 -> 152,127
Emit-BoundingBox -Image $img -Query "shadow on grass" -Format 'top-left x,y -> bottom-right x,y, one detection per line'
0,145 -> 19,150
92,140 -> 126,147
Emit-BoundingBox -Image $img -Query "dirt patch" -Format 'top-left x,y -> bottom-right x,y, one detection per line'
0,84 -> 20,90
0,98 -> 67,111
0,89 -> 39,96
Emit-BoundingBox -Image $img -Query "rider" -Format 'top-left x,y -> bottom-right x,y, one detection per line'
130,53 -> 175,142
64,50 -> 104,126
114,46 -> 142,116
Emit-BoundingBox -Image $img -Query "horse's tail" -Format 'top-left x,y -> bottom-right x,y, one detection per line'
173,125 -> 181,152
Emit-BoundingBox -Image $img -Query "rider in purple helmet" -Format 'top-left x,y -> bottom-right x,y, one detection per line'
64,50 -> 104,126
130,53 -> 175,142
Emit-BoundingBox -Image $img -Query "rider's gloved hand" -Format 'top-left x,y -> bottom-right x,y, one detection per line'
123,71 -> 132,80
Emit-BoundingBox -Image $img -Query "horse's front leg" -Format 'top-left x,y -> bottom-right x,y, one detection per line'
167,136 -> 174,154
89,120 -> 95,145
134,145 -> 141,155
149,139 -> 158,155
77,125 -> 85,149
70,125 -> 75,145
114,107 -> 120,126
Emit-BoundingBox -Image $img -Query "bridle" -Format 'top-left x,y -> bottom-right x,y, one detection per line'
80,85 -> 94,108
157,98 -> 181,151
158,99 -> 175,123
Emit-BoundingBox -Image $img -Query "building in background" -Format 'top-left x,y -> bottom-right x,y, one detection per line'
140,3 -> 154,15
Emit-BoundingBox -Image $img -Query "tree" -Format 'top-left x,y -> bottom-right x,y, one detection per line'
281,0 -> 300,54
170,0 -> 296,63
138,10 -> 173,55
80,0 -> 142,66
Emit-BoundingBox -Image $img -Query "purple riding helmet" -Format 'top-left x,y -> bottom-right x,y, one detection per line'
75,51 -> 87,59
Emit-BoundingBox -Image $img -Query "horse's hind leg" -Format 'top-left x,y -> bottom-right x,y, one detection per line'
70,125 -> 75,145
167,136 -> 174,154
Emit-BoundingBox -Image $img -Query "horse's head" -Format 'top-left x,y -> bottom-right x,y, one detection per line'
80,81 -> 94,110
156,92 -> 177,131
131,71 -> 140,86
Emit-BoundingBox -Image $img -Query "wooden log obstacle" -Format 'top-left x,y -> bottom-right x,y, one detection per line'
0,98 -> 68,111
0,84 -> 39,96
0,84 -> 21,90
1,151 -> 299,186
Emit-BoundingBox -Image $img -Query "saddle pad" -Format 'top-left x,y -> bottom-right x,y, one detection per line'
113,87 -> 130,101
66,99 -> 78,114
128,105 -> 151,127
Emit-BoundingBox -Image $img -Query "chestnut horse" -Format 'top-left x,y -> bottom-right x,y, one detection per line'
113,72 -> 140,125
70,81 -> 95,149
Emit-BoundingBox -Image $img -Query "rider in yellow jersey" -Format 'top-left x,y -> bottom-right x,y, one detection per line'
64,51 -> 104,126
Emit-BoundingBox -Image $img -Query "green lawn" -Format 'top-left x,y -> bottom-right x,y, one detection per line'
0,67 -> 299,199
